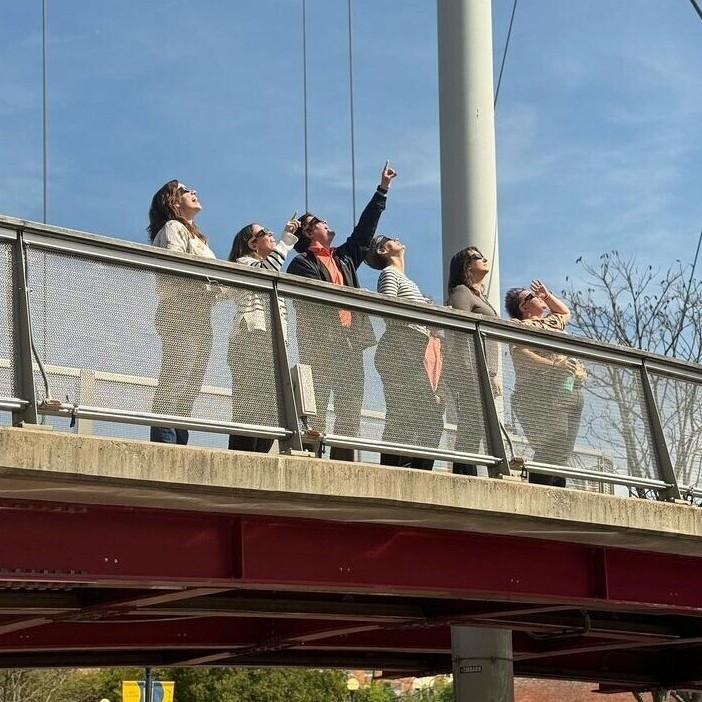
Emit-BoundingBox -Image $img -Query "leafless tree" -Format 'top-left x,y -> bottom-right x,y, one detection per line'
563,252 -> 702,498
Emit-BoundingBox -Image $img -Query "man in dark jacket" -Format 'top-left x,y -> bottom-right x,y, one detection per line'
286,162 -> 397,461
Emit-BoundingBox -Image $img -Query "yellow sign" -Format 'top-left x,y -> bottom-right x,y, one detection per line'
122,680 -> 174,702
122,681 -> 142,702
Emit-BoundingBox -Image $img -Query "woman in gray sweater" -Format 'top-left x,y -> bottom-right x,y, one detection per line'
445,246 -> 500,475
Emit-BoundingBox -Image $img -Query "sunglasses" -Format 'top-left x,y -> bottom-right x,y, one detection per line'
304,216 -> 325,230
468,253 -> 487,262
254,228 -> 274,238
176,186 -> 196,196
519,292 -> 536,306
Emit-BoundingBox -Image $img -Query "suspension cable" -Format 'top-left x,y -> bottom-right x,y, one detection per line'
347,0 -> 357,224
302,0 -> 309,212
494,0 -> 519,109
42,0 -> 48,222
687,0 -> 702,22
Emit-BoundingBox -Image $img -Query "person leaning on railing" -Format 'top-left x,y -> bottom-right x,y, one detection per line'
445,246 -> 501,477
366,235 -> 445,471
148,180 -> 217,446
286,161 -> 397,462
504,280 -> 586,488
225,218 -> 299,453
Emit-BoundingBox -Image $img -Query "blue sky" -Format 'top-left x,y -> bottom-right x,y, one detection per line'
3,1 -> 702,304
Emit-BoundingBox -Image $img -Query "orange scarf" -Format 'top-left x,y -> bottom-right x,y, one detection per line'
309,242 -> 352,327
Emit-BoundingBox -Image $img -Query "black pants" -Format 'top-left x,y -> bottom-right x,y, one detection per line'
451,385 -> 485,476
299,327 -> 365,439
375,327 -> 445,470
227,327 -> 277,454
512,385 -> 584,487
151,303 -> 213,445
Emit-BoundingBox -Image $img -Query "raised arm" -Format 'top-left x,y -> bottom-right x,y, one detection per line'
531,279 -> 571,323
248,219 -> 299,272
336,162 -> 398,268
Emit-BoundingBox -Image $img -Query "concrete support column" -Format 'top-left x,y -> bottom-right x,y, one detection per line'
451,626 -> 514,702
437,0 -> 500,310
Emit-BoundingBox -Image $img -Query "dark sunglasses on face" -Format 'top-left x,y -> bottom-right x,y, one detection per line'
304,216 -> 324,230
468,253 -> 487,262
177,186 -> 196,196
254,228 -> 274,238
520,292 -> 536,306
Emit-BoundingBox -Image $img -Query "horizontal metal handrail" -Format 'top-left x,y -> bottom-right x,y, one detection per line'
0,397 -> 28,411
325,434 -> 501,465
524,460 -> 670,491
37,402 -> 291,439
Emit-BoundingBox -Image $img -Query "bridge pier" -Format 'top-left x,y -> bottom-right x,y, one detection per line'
452,627 -> 514,702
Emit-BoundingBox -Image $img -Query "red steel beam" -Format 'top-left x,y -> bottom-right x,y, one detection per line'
2,502 -> 702,612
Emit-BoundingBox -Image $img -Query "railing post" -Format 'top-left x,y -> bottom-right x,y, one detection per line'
10,232 -> 38,425
639,362 -> 681,501
474,325 -> 509,477
271,285 -> 303,453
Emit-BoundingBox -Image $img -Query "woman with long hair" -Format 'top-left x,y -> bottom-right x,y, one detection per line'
149,179 -> 216,445
445,246 -> 500,476
505,280 -> 585,487
226,219 -> 298,452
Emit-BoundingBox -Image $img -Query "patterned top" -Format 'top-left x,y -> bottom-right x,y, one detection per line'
377,267 -> 430,336
234,230 -> 298,337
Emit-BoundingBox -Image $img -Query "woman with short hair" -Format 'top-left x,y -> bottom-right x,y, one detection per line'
505,280 -> 585,487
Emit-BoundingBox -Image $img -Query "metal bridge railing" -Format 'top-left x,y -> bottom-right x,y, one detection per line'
2,214 -> 701,502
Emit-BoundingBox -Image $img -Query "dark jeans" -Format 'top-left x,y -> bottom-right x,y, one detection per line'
299,326 -> 365,439
151,302 -> 213,445
375,327 -> 445,470
227,327 -> 278,454
512,385 -> 584,487
150,427 -> 189,445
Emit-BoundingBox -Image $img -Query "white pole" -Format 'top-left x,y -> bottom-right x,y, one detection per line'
437,0 -> 500,311
438,3 -> 512,698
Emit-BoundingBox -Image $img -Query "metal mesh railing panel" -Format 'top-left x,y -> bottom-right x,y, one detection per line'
284,295 -> 489,463
649,372 -> 702,490
0,242 -> 13,398
498,338 -> 657,489
25,247 -> 283,431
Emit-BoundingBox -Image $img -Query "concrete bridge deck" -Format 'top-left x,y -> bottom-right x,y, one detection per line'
1,426 -> 702,693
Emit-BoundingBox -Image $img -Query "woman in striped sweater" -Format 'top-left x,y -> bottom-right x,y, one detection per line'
366,235 -> 445,470
226,219 -> 298,452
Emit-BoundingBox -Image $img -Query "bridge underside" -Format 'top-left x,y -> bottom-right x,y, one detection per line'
1,428 -> 702,694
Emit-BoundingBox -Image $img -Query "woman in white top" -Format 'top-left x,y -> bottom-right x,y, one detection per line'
225,220 -> 298,452
148,180 -> 216,445
366,235 -> 445,470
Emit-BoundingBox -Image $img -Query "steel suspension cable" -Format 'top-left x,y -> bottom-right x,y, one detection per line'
42,0 -> 48,222
687,0 -> 702,21
302,0 -> 309,212
347,0 -> 357,224
494,0 -> 519,109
